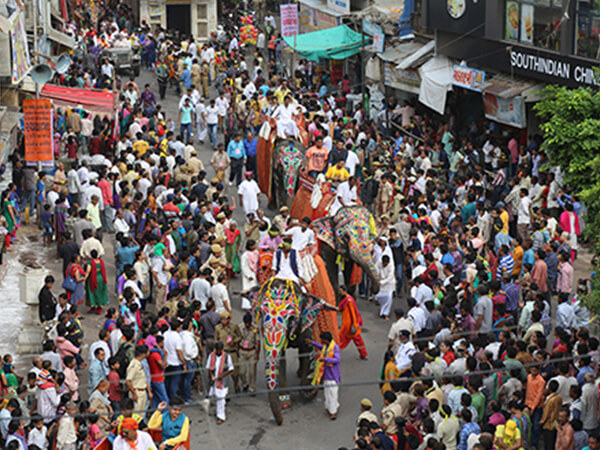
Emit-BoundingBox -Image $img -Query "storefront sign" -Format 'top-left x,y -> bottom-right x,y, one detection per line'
9,12 -> 31,85
384,63 -> 421,95
23,99 -> 54,162
299,10 -> 310,27
426,0 -> 486,37
452,65 -> 486,92
508,49 -> 598,86
438,33 -> 600,89
362,19 -> 381,37
483,93 -> 526,128
327,0 -> 350,14
280,4 -> 299,37
317,11 -> 338,29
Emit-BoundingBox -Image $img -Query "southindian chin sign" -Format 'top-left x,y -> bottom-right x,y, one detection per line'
510,49 -> 598,87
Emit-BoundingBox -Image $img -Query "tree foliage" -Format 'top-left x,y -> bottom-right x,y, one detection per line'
533,85 -> 600,315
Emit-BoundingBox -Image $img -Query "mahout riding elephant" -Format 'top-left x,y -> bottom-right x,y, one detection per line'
247,277 -> 336,425
313,205 -> 381,297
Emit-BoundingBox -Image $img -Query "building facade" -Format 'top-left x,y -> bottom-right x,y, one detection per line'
139,0 -> 217,42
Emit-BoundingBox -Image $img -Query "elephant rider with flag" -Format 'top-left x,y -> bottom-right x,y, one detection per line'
306,331 -> 341,420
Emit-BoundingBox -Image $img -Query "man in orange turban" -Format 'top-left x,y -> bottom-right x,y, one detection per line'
112,417 -> 156,449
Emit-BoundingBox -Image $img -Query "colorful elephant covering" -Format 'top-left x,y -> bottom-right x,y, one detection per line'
254,278 -> 302,391
276,143 -> 305,198
314,206 -> 381,285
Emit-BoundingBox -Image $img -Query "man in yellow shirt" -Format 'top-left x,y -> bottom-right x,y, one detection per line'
274,80 -> 291,104
132,135 -> 149,156
325,160 -> 350,184
148,398 -> 190,449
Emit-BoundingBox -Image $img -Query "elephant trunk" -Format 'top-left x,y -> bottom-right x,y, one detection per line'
265,348 -> 284,425
350,252 -> 380,294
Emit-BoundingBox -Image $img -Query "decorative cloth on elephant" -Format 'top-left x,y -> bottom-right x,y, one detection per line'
305,253 -> 340,344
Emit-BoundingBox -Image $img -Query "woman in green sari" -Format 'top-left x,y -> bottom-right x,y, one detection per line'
1,190 -> 16,248
225,220 -> 242,277
85,249 -> 109,314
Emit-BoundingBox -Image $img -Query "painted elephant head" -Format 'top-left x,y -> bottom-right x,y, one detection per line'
247,277 -> 334,424
314,205 -> 381,294
275,140 -> 305,201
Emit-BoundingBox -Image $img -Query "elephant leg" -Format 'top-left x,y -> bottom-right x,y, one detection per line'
343,260 -> 357,297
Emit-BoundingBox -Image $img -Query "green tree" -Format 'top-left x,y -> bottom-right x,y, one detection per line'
534,85 -> 600,314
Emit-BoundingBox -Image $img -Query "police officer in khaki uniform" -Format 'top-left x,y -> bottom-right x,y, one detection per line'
238,312 -> 260,392
214,312 -> 243,392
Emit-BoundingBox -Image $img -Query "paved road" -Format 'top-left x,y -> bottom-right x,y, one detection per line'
3,67 -> 594,449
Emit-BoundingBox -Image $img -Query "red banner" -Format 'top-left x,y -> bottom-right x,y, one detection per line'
23,99 -> 54,162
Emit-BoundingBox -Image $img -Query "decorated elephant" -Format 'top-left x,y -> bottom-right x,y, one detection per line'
248,277 -> 336,425
313,205 -> 381,297
256,122 -> 308,211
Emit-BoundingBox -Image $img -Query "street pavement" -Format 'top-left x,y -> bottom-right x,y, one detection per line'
1,67 -> 594,449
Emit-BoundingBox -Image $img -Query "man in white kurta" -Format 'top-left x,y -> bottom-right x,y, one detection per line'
273,97 -> 300,139
376,255 -> 396,319
238,172 -> 261,217
206,342 -> 234,423
195,99 -> 207,142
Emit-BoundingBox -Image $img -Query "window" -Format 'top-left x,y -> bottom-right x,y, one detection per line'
576,0 -> 600,59
505,1 -> 563,51
197,3 -> 209,39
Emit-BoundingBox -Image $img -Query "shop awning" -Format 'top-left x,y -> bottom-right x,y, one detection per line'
396,40 -> 435,70
480,75 -> 538,98
40,85 -> 117,115
283,25 -> 368,61
378,41 -> 424,64
418,55 -> 454,115
47,28 -> 76,48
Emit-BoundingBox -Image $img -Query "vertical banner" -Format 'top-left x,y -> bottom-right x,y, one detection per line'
280,4 -> 299,38
9,12 -> 32,85
23,99 -> 54,162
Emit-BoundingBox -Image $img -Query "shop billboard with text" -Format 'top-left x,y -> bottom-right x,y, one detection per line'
23,99 -> 54,162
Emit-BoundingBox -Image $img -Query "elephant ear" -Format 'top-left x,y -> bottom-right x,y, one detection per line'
244,287 -> 262,321
299,294 -> 338,334
314,217 -> 335,249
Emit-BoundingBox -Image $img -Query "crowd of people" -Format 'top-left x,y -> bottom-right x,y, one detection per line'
0,0 -> 597,449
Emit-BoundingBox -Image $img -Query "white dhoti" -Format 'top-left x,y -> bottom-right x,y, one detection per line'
276,120 -> 300,139
323,380 -> 339,415
376,290 -> 393,317
197,118 -> 207,142
209,385 -> 228,421
298,248 -> 318,283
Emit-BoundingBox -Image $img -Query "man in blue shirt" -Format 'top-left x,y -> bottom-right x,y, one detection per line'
243,131 -> 258,178
178,98 -> 194,144
227,134 -> 246,186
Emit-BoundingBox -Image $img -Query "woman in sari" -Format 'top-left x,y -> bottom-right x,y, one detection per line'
103,308 -> 118,332
1,190 -> 16,248
89,379 -> 113,436
66,254 -> 86,306
85,249 -> 108,314
54,193 -> 69,238
225,220 -> 242,277
380,350 -> 401,396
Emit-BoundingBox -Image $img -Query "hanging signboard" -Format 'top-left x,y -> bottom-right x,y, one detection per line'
327,0 -> 350,14
483,93 -> 526,128
452,65 -> 486,92
9,12 -> 32,85
363,19 -> 384,53
23,99 -> 54,162
280,4 -> 299,37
